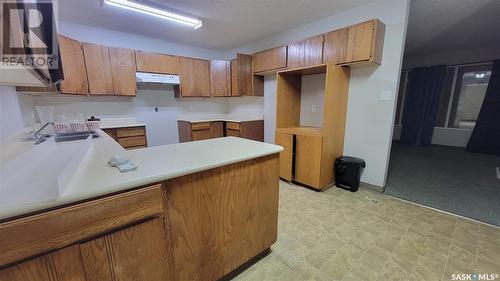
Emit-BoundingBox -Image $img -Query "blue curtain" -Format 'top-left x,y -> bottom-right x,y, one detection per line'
466,60 -> 500,155
400,66 -> 446,145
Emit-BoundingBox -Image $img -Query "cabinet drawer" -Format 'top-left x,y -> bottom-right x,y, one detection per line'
116,126 -> 145,138
226,122 -> 240,131
191,122 -> 211,131
117,136 -> 147,148
0,185 -> 163,267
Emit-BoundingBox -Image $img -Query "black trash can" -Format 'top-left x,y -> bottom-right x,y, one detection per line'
334,156 -> 366,192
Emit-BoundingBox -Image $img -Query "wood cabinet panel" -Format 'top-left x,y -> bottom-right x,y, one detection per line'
230,59 -> 240,96
107,219 -> 172,281
210,60 -> 231,97
275,131 -> 293,181
82,43 -> 113,95
252,46 -> 287,73
240,120 -> 264,142
231,54 -> 254,96
226,129 -> 240,137
135,51 -> 178,74
226,122 -> 240,131
51,245 -> 88,281
165,155 -> 279,280
191,128 -> 211,141
109,47 -> 137,96
0,256 -> 53,281
287,35 -> 323,69
191,122 -> 211,131
177,57 -> 210,97
116,136 -> 147,148
115,126 -> 145,138
80,238 -> 114,281
210,122 -> 224,138
58,35 -> 88,95
323,28 -> 348,65
0,185 -> 163,267
295,134 -> 322,188
345,20 -> 375,63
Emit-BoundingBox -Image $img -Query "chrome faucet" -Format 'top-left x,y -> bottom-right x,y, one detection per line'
22,122 -> 54,144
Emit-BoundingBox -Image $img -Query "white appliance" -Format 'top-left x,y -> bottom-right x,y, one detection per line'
135,72 -> 180,84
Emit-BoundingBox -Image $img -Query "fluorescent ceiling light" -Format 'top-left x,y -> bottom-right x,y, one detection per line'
475,73 -> 485,79
103,0 -> 202,29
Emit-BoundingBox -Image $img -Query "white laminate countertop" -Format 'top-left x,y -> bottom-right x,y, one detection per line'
99,117 -> 146,129
0,133 -> 282,220
177,115 -> 264,123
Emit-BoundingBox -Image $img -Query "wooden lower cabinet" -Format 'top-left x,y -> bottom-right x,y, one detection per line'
103,126 -> 147,150
275,128 -> 327,190
165,155 -> 278,280
178,120 -> 264,142
0,155 -> 279,281
295,134 -> 323,188
275,131 -> 293,181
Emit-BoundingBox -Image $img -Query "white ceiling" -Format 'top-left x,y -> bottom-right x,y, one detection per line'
405,0 -> 500,56
59,0 -> 370,51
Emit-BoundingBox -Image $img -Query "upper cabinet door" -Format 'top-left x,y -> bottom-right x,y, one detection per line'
252,46 -> 287,74
287,35 -> 323,69
82,43 -> 114,95
230,54 -> 254,96
109,47 -> 137,96
210,60 -> 231,97
177,57 -> 210,97
323,28 -> 348,65
135,51 -> 179,74
58,35 -> 89,95
344,19 -> 384,64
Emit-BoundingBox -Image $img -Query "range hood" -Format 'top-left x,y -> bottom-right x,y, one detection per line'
135,72 -> 180,84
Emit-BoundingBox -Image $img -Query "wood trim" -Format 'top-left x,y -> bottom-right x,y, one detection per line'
0,185 -> 163,267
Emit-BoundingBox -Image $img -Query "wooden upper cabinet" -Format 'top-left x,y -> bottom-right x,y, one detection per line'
323,28 -> 348,65
230,59 -> 241,97
177,57 -> 210,97
58,35 -> 89,95
252,46 -> 287,74
210,60 -> 231,97
287,35 -> 324,69
82,43 -> 113,95
109,47 -> 137,96
344,19 -> 385,65
135,51 -> 179,74
231,54 -> 256,96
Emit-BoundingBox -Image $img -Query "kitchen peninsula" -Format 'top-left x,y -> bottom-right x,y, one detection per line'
0,132 -> 282,280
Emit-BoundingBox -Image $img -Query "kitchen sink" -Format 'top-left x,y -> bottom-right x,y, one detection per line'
54,131 -> 99,142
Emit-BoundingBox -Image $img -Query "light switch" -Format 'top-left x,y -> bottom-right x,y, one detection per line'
311,105 -> 317,113
379,90 -> 393,101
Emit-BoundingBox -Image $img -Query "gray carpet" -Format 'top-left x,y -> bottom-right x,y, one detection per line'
384,142 -> 500,226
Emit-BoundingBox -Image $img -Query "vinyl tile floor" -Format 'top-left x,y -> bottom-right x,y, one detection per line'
231,181 -> 500,281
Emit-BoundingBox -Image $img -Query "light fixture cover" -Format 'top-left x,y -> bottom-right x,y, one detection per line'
103,0 -> 202,29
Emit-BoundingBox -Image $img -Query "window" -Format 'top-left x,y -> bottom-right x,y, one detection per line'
449,69 -> 491,129
394,63 -> 492,129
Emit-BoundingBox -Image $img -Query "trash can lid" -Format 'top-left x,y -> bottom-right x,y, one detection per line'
337,156 -> 366,167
